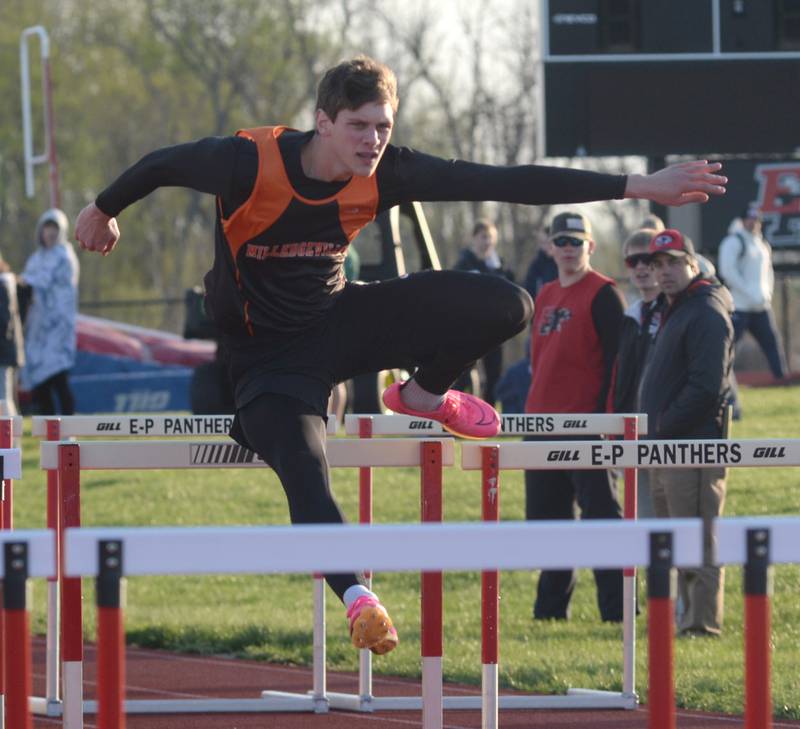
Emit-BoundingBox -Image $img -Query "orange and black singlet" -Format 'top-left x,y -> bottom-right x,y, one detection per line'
96,128 -> 626,341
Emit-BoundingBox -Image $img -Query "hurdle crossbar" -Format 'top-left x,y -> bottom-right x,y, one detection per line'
64,520 -> 704,576
345,412 -> 648,436
32,414 -> 336,438
0,530 -> 55,577
461,439 -> 800,470
40,438 -> 454,470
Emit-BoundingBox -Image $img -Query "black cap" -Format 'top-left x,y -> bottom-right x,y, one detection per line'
549,212 -> 592,241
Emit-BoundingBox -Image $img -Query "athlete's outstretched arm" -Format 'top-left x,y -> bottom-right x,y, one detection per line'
76,136 -> 249,255
624,160 -> 726,206
377,148 -> 726,210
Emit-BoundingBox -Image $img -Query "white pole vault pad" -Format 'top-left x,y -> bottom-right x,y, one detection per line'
40,438 -> 454,470
716,516 -> 800,565
0,529 -> 55,578
65,518 -> 703,577
32,414 -> 336,437
346,413 -> 648,436
462,439 -> 800,470
0,448 -> 22,478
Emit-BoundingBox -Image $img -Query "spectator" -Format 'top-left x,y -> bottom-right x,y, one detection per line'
718,205 -> 787,392
522,227 -> 558,301
610,228 -> 664,518
639,212 -> 718,277
524,211 -> 626,622
640,229 -> 734,636
19,208 -> 80,415
452,219 -> 515,406
0,254 -> 25,415
640,213 -> 665,231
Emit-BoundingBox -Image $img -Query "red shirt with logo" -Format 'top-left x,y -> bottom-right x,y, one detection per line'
526,270 -> 618,413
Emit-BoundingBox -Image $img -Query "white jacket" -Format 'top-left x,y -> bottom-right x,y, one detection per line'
20,209 -> 80,389
718,224 -> 773,312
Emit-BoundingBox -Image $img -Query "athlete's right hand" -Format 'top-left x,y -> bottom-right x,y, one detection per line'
75,202 -> 120,256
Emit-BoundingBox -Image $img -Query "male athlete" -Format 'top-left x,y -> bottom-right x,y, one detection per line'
76,56 -> 726,655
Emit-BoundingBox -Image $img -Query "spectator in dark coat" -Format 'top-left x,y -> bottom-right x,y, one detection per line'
452,219 -> 515,406
640,228 -> 734,636
523,227 -> 558,301
0,253 -> 24,415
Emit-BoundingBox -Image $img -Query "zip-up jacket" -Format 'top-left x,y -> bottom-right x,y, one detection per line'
611,295 -> 664,413
639,277 -> 734,438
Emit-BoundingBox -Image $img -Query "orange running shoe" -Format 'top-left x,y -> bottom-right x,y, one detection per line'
347,596 -> 399,655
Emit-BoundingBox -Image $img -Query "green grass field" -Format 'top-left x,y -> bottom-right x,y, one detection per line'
14,386 -> 800,718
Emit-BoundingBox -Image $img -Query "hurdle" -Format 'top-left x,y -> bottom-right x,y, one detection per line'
57,519 -> 703,729
0,447 -> 24,729
462,438 -> 800,728
29,414 -> 336,718
335,412 -> 647,714
39,436 -> 454,725
717,516 -> 800,729
0,417 -> 23,530
1,529 -> 55,729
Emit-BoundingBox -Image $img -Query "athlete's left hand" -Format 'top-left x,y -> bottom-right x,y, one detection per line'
624,161 -> 727,206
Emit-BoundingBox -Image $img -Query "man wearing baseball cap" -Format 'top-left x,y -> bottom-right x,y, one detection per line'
639,228 -> 734,636
524,211 -> 626,623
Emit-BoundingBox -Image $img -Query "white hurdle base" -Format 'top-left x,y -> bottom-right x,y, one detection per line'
34,693 -> 327,716
328,689 -> 636,712
28,697 -> 63,717
86,697 -> 324,714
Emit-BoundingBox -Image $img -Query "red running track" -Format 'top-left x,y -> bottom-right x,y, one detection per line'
29,638 -> 800,729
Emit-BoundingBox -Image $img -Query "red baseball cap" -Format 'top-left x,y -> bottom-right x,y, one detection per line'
648,228 -> 696,258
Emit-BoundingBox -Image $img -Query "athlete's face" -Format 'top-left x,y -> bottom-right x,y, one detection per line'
651,253 -> 695,301
549,235 -> 594,276
318,101 -> 394,179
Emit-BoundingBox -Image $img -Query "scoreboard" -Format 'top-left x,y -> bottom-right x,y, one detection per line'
540,0 -> 800,157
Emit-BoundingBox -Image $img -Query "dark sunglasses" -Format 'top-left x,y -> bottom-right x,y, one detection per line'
625,253 -> 653,268
552,235 -> 586,248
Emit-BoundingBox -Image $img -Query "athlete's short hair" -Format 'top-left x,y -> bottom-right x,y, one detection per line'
316,56 -> 398,121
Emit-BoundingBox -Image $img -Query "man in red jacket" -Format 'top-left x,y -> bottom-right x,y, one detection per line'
525,212 -> 626,622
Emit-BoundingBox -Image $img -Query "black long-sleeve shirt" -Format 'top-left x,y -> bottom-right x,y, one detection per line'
96,130 -> 627,339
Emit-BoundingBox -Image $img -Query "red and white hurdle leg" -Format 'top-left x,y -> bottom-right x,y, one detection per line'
481,446 -> 500,729
59,444 -> 84,729
421,441 -> 443,729
3,541 -> 33,729
647,531 -> 675,729
622,415 -> 639,700
744,528 -> 772,729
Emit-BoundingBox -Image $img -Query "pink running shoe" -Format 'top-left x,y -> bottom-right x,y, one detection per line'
382,382 -> 501,439
347,596 -> 399,655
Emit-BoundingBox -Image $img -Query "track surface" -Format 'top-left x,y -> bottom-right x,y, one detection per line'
28,638 -> 800,728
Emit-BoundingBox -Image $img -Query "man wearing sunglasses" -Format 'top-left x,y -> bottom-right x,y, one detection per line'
610,227 -> 665,518
523,212 -> 626,622
639,229 -> 734,636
